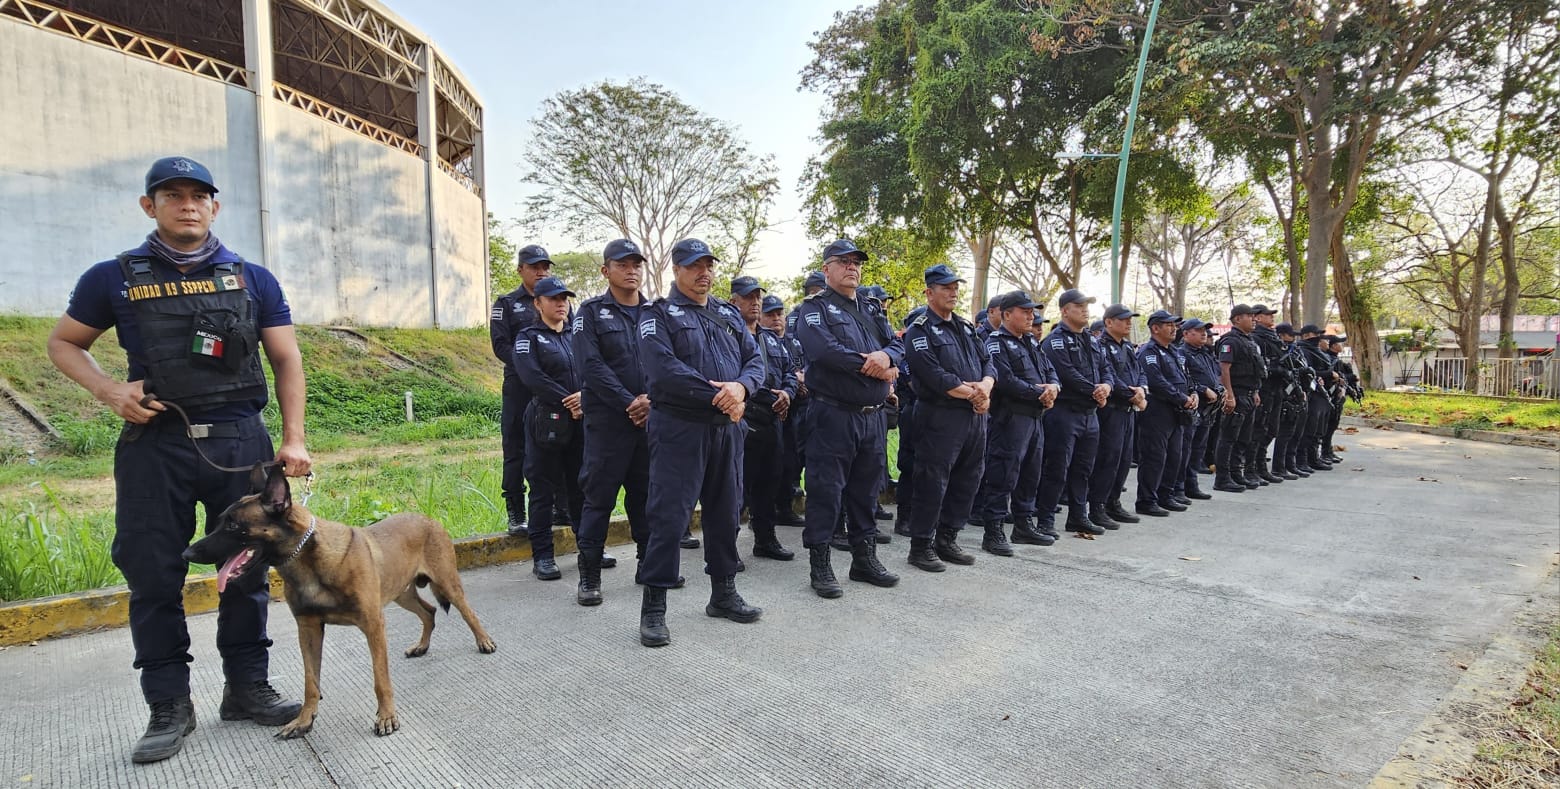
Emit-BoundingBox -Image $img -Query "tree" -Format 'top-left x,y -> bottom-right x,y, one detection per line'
520,79 -> 775,297
1134,183 -> 1257,316
488,213 -> 520,295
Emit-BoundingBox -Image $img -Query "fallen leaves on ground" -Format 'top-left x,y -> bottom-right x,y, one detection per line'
1508,476 -> 1531,481
1351,467 -> 1366,472
1417,476 -> 1440,483
1073,532 -> 1095,540
1179,556 -> 1202,562
1343,427 -> 1359,434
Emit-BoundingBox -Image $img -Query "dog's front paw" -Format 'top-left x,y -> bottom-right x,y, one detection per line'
476,637 -> 497,654
404,643 -> 429,658
276,715 -> 314,740
374,713 -> 399,736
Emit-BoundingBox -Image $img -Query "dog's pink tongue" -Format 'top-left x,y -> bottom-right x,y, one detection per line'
216,547 -> 254,594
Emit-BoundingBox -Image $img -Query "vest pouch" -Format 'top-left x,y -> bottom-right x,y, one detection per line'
527,404 -> 575,451
189,309 -> 250,373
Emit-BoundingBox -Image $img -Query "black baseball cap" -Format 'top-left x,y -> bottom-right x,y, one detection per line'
1181,318 -> 1208,331
804,271 -> 826,291
1032,312 -> 1050,326
1058,289 -> 1095,308
145,156 -> 218,195
730,276 -> 765,297
1088,319 -> 1105,333
1230,303 -> 1255,318
996,291 -> 1040,310
761,295 -> 784,313
1275,322 -> 1296,336
603,238 -> 643,262
923,264 -> 964,286
1298,323 -> 1322,335
671,238 -> 718,267
1104,304 -> 1139,321
518,245 -> 553,266
1251,304 -> 1278,315
532,277 -> 575,298
1146,309 -> 1181,326
822,238 -> 868,262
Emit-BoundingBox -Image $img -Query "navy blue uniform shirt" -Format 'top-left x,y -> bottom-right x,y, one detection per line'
65,240 -> 290,422
573,292 -> 647,417
794,287 -> 904,408
1100,334 -> 1144,407
754,326 -> 800,399
513,322 -> 578,409
638,287 -> 764,418
1138,339 -> 1192,406
1180,341 -> 1222,394
903,310 -> 994,404
986,325 -> 1059,406
1042,323 -> 1114,409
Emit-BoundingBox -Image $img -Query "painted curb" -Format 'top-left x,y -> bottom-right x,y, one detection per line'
1340,415 -> 1559,451
1369,568 -> 1559,787
0,512 -> 699,647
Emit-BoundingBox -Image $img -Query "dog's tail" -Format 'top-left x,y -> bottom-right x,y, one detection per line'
415,574 -> 453,612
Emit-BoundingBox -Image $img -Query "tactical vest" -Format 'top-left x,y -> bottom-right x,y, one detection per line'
118,255 -> 267,411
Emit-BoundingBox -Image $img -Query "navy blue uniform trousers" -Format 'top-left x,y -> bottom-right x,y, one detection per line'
803,403 -> 886,548
522,403 -> 584,560
972,409 -> 1041,523
909,404 -> 987,538
1087,406 -> 1135,507
1036,405 -> 1098,527
1135,403 -> 1184,507
499,376 -> 529,515
1010,420 -> 1046,517
641,410 -> 743,588
894,400 -> 917,520
577,410 -> 649,553
114,416 -> 274,704
743,418 -> 786,528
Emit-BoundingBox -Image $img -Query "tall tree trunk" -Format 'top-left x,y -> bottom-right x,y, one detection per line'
1328,233 -> 1383,389
1496,212 -> 1519,359
1115,216 -> 1134,303
965,229 -> 995,316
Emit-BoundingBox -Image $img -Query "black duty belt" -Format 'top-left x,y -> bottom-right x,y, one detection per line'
995,399 -> 1045,417
812,394 -> 883,414
149,412 -> 262,439
652,403 -> 733,425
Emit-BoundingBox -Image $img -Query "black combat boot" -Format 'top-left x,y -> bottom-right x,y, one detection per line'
849,542 -> 900,587
220,680 -> 301,725
576,548 -> 603,606
980,521 -> 1014,557
907,537 -> 946,572
532,556 -> 562,581
639,586 -> 670,647
706,576 -> 762,623
933,527 -> 976,565
1105,500 -> 1140,524
1273,455 -> 1299,480
680,525 -> 701,549
830,518 -> 851,551
874,504 -> 893,521
1213,440 -> 1246,493
774,506 -> 804,527
808,545 -> 843,598
893,508 -> 912,537
1010,514 -> 1055,546
1066,508 -> 1104,535
1089,505 -> 1121,531
751,524 -> 795,561
132,697 -> 196,764
1256,450 -> 1284,483
505,510 -> 527,538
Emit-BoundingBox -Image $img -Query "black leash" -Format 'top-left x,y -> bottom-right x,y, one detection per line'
139,395 -> 282,475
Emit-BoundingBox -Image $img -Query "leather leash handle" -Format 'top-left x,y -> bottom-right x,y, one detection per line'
138,394 -> 280,475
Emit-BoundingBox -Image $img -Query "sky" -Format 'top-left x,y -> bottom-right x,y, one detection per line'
389,0 -> 861,284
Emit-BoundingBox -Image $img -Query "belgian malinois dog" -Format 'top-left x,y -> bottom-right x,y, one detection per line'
184,463 -> 497,739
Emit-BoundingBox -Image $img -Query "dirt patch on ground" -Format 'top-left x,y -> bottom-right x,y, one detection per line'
0,395 -> 50,460
325,328 -> 414,371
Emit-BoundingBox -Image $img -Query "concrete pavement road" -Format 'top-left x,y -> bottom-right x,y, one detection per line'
1,427 -> 1556,788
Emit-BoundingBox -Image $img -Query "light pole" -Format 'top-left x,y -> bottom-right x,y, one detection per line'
1054,0 -> 1163,305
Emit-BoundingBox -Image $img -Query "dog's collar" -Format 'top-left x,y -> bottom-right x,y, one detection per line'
278,516 -> 317,566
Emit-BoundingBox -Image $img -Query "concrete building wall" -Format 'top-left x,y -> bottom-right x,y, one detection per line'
0,21 -> 262,315
0,18 -> 487,328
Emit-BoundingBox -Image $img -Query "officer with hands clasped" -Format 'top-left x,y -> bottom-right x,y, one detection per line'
1035,289 -> 1113,538
635,238 -> 765,647
792,239 -> 902,598
728,275 -> 800,564
902,264 -> 995,572
1175,318 -> 1222,499
970,291 -> 1060,551
47,157 -> 309,763
1134,311 -> 1199,516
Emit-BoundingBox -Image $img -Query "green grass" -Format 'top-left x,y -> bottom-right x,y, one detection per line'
1463,623 -> 1560,786
0,488 -> 118,601
1347,391 -> 1560,433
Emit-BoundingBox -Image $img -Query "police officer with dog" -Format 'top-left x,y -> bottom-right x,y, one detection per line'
48,157 -> 309,762
792,239 -> 901,598
636,238 -> 765,647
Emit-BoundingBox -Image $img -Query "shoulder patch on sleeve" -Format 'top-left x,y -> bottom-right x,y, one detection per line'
491,305 -> 503,321
805,311 -> 823,326
572,315 -> 584,333
911,336 -> 929,351
1145,354 -> 1158,364
638,319 -> 657,339
515,339 -> 531,354
985,341 -> 1001,355
1049,338 -> 1064,349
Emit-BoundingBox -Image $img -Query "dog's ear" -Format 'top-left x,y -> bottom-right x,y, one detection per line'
248,462 -> 270,494
261,463 -> 291,515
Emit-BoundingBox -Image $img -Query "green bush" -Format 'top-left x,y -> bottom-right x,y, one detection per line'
0,491 -> 121,602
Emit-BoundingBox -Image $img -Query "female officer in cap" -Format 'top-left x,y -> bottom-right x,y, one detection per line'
514,277 -> 587,582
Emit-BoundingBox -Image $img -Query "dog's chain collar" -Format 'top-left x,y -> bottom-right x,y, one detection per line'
278,517 -> 317,566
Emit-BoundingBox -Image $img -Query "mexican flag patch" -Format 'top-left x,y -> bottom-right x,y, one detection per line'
192,330 -> 225,358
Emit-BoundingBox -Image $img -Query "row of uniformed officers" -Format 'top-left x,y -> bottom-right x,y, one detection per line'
490,237 -> 1360,648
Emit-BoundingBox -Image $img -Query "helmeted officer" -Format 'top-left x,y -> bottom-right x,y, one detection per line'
1248,304 -> 1288,485
902,264 -> 995,571
1135,311 -> 1199,515
1088,304 -> 1147,531
573,238 -> 652,605
1214,304 -> 1267,492
635,238 -> 765,647
1270,322 -> 1309,478
48,157 -> 308,762
971,291 -> 1060,551
514,277 -> 586,582
729,275 -> 800,564
1293,324 -> 1338,473
491,244 -> 556,536
760,295 -> 806,527
1036,289 -> 1114,537
1176,318 -> 1222,499
792,239 -> 902,597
